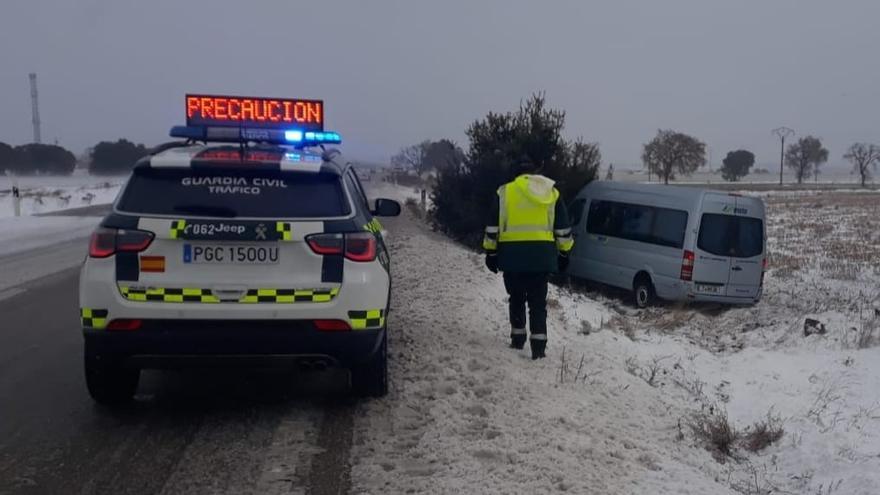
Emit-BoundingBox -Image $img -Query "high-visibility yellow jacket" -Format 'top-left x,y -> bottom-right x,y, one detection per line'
482,174 -> 573,273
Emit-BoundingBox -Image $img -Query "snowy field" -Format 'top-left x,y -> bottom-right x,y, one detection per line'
0,172 -> 123,218
353,188 -> 880,494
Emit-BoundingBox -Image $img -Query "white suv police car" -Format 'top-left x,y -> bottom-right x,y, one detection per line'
79,99 -> 400,404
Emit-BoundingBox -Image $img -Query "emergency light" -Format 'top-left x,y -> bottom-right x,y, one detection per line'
172,94 -> 342,147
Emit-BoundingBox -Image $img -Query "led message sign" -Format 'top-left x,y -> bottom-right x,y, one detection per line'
186,94 -> 324,131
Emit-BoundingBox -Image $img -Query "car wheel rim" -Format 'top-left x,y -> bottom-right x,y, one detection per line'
637,288 -> 648,306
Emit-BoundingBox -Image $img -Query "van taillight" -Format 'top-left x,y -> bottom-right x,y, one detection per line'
680,250 -> 695,281
760,257 -> 767,286
89,228 -> 154,258
307,232 -> 377,262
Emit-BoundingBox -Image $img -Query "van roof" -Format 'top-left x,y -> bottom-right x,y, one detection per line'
580,181 -> 718,201
578,180 -> 765,213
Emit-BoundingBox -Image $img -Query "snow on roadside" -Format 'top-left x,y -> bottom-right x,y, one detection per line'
0,174 -> 123,218
351,211 -> 738,494
0,216 -> 100,257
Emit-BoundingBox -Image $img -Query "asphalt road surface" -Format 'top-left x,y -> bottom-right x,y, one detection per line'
0,205 -> 382,495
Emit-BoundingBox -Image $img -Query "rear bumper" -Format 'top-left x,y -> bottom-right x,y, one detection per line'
83,320 -> 385,369
685,289 -> 762,305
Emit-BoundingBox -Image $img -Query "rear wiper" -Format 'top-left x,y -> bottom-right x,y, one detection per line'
172,204 -> 238,218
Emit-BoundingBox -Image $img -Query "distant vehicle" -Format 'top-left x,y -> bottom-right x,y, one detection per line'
79,94 -> 401,405
565,181 -> 766,308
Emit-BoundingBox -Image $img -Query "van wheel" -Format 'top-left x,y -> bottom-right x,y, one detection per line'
84,349 -> 139,405
351,331 -> 388,398
633,276 -> 655,309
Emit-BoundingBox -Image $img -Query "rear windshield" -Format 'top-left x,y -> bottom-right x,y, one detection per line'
117,168 -> 350,218
697,213 -> 763,258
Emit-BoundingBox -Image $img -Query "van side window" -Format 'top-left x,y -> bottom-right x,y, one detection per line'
652,209 -> 688,248
587,199 -> 688,248
619,204 -> 653,242
569,199 -> 586,228
586,200 -> 616,236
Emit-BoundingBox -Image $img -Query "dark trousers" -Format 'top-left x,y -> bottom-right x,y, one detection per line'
502,272 -> 549,338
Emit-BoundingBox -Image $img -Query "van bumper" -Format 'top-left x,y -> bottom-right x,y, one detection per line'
686,291 -> 761,305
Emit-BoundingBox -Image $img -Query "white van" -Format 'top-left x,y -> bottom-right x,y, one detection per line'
566,181 -> 766,308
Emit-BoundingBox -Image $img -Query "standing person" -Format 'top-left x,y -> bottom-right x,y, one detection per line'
482,167 -> 574,359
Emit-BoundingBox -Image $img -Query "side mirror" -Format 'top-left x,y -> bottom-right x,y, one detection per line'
373,198 -> 401,217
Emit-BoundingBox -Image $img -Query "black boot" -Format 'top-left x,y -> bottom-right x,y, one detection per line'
530,339 -> 546,360
510,333 -> 526,350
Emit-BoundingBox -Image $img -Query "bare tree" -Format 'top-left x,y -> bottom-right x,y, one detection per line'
391,141 -> 430,177
641,130 -> 706,184
785,136 -> 829,184
843,142 -> 880,187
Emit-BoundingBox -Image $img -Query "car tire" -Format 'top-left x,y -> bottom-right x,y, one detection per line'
84,349 -> 139,405
351,330 -> 388,398
633,276 -> 655,309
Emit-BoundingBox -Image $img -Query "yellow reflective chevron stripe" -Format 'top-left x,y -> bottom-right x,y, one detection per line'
364,218 -> 383,234
120,286 -> 220,303
276,222 -> 292,241
239,287 -> 339,303
118,285 -> 340,304
348,309 -> 385,329
169,220 -> 186,239
80,308 -> 108,329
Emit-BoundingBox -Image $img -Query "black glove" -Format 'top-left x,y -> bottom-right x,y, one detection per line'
485,254 -> 499,274
558,254 -> 570,273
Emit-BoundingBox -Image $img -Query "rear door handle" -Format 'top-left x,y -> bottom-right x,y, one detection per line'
731,266 -> 743,272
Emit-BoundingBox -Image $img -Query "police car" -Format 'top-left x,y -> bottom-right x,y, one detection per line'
79,94 -> 400,404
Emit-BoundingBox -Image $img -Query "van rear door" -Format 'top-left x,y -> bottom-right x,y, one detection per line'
726,197 -> 764,299
692,193 -> 735,296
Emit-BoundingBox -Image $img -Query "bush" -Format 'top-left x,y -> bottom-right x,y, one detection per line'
689,407 -> 739,462
8,143 -> 76,175
741,413 -> 784,453
89,139 -> 149,175
430,93 -> 600,248
0,142 -> 16,174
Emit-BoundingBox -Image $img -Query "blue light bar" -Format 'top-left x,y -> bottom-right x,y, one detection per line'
169,125 -> 341,147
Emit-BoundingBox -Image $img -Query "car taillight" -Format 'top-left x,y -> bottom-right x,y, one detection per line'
680,250 -> 695,281
760,257 -> 767,286
314,319 -> 351,331
89,228 -> 154,258
307,232 -> 377,262
307,233 -> 344,255
107,319 -> 142,331
344,232 -> 376,262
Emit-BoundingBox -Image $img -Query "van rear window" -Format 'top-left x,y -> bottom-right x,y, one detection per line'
117,167 -> 350,218
697,214 -> 763,258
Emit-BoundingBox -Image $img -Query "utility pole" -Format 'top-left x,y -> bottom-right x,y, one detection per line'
29,73 -> 42,144
772,127 -> 794,186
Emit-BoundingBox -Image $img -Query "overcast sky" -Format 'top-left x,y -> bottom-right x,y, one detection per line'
2,0 -> 879,168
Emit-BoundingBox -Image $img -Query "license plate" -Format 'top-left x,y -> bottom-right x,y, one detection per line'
696,284 -> 721,294
183,244 -> 279,264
